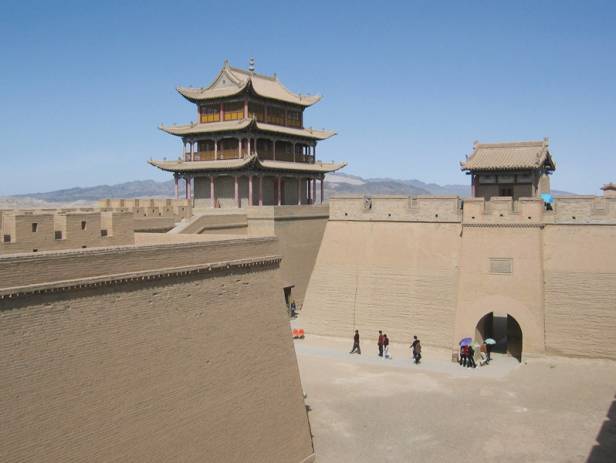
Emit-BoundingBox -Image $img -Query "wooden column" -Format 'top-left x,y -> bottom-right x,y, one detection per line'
259,176 -> 263,206
297,177 -> 302,205
174,174 -> 179,200
277,176 -> 282,206
248,175 -> 253,206
243,98 -> 248,119
312,178 -> 317,205
234,176 -> 239,208
214,138 -> 218,160
219,102 -> 224,122
273,139 -> 276,161
237,138 -> 241,158
185,177 -> 189,200
307,178 -> 311,204
190,141 -> 195,161
210,176 -> 215,208
320,176 -> 324,204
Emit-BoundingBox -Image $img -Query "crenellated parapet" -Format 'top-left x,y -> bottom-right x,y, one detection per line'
0,209 -> 134,255
97,198 -> 192,219
328,195 -> 616,226
462,197 -> 545,226
547,196 -> 616,224
329,195 -> 463,222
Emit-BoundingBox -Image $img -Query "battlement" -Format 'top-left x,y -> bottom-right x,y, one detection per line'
329,195 -> 463,222
329,195 -> 616,225
97,198 -> 192,219
0,209 -> 134,255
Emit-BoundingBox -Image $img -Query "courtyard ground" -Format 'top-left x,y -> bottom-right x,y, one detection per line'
294,335 -> 616,463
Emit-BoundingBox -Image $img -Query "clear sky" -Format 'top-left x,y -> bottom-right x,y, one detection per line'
1,0 -> 615,195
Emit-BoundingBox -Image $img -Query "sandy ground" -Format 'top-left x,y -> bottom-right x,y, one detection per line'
294,335 -> 616,463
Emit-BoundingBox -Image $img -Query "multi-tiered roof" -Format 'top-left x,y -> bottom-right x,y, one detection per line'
149,61 -> 345,176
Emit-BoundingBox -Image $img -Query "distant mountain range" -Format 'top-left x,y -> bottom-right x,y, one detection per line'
2,173 -> 575,208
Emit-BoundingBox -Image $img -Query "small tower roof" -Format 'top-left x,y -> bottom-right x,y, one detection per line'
177,61 -> 322,107
460,138 -> 556,172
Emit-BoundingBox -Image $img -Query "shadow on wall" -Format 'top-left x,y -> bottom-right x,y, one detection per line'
587,394 -> 616,462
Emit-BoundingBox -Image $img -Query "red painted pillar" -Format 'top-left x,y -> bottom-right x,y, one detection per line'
277,176 -> 282,206
210,176 -> 215,208
185,177 -> 189,200
297,177 -> 302,205
259,176 -> 263,206
234,176 -> 240,208
219,102 -> 224,122
307,178 -> 311,204
174,174 -> 179,200
248,175 -> 253,206
244,97 -> 248,119
320,176 -> 324,204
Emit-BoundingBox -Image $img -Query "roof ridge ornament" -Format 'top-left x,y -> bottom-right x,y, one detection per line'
248,57 -> 255,73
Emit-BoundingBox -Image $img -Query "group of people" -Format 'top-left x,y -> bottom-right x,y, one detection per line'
458,343 -> 491,368
349,330 -> 422,364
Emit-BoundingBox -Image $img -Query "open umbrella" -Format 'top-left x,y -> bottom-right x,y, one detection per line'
484,338 -> 496,345
459,337 -> 472,347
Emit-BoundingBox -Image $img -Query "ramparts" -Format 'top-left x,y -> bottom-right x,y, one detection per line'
0,236 -> 315,463
302,195 -> 616,360
98,198 -> 192,232
0,209 -> 133,255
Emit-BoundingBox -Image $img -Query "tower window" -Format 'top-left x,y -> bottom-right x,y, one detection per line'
31,223 -> 38,232
200,104 -> 220,123
81,221 -> 87,230
223,102 -> 243,121
287,110 -> 302,128
499,187 -> 513,197
266,106 -> 285,125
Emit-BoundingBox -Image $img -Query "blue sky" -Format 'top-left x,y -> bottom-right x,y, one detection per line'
1,0 -> 615,195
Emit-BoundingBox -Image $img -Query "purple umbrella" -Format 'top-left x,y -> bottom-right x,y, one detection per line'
459,337 -> 473,347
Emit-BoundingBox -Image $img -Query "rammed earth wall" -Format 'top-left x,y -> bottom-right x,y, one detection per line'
0,238 -> 315,463
302,196 -> 616,360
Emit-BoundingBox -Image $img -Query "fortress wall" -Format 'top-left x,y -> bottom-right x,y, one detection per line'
543,224 -> 616,359
330,195 -> 462,222
0,211 -> 134,255
302,219 -> 461,348
453,225 -> 546,357
0,236 -> 279,290
0,240 -> 314,463
550,196 -> 616,224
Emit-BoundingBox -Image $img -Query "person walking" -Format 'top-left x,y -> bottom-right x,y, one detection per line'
411,336 -> 419,360
377,331 -> 384,357
349,330 -> 361,354
383,334 -> 390,359
413,338 -> 422,364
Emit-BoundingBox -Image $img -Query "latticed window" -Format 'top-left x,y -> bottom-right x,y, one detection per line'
200,104 -> 220,123
287,110 -> 302,128
266,106 -> 285,125
248,103 -> 265,121
223,102 -> 244,121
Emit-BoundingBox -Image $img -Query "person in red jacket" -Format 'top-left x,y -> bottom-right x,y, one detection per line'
377,331 -> 384,357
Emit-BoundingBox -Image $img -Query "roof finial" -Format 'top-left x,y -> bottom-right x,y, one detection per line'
248,57 -> 255,73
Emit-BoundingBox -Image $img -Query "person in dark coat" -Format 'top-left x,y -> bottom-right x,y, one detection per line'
467,345 -> 477,368
349,330 -> 361,354
377,331 -> 384,357
413,337 -> 422,364
383,334 -> 390,359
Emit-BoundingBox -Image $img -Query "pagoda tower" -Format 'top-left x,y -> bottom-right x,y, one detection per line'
150,60 -> 345,208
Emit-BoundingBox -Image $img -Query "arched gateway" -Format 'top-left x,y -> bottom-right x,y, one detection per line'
475,312 -> 523,362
